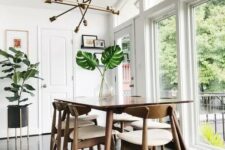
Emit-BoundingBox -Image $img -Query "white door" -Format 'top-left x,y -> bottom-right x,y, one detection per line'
114,25 -> 136,96
40,28 -> 74,133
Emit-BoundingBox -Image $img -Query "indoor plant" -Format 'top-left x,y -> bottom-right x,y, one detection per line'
76,45 -> 124,98
0,47 -> 41,128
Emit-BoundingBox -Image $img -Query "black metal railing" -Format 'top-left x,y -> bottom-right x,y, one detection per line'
200,93 -> 225,141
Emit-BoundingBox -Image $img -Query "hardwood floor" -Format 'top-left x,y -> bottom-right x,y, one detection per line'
0,134 -> 173,150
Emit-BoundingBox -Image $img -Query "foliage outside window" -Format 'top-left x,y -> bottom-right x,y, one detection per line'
195,0 -> 225,92
157,15 -> 178,99
201,123 -> 225,148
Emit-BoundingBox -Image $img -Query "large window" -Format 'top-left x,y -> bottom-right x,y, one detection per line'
156,15 -> 178,100
193,0 -> 225,148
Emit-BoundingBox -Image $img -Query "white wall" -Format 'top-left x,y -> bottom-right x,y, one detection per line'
0,4 -> 111,137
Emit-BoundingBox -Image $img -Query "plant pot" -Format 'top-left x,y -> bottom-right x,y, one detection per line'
8,105 -> 28,128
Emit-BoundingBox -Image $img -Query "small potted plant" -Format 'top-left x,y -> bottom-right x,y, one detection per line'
76,45 -> 124,98
0,47 -> 42,128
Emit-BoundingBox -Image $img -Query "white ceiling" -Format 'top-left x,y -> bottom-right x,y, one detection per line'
0,0 -> 120,10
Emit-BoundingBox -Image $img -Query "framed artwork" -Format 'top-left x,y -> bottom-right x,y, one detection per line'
81,35 -> 97,48
94,40 -> 105,49
5,30 -> 29,54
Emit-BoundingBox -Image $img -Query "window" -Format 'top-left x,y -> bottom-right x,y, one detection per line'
192,0 -> 225,148
155,15 -> 178,100
115,0 -> 139,26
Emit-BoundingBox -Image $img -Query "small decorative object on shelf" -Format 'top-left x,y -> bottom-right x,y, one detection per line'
94,40 -> 105,49
76,45 -> 124,98
0,47 -> 42,148
81,35 -> 97,48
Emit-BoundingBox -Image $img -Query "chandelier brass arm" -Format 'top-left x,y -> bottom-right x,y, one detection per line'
45,0 -> 119,33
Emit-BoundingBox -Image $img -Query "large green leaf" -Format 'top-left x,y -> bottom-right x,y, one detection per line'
2,68 -> 14,73
24,84 -> 35,91
101,45 -> 124,69
12,71 -> 21,83
19,98 -> 28,102
6,96 -> 19,102
23,89 -> 34,96
4,87 -> 19,93
23,59 -> 30,66
23,69 -> 38,80
0,73 -> 13,79
9,47 -> 21,54
0,49 -> 13,58
76,51 -> 99,70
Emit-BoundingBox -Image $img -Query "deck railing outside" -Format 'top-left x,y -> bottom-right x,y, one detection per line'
200,93 -> 225,141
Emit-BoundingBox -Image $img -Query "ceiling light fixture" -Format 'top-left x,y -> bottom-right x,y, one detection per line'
45,0 -> 119,33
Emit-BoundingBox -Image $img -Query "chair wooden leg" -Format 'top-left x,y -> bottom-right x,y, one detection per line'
161,145 -> 164,150
53,144 -> 57,150
121,140 -> 125,150
152,146 -> 156,150
89,147 -> 94,150
120,122 -> 124,132
97,144 -> 102,150
113,134 -> 117,145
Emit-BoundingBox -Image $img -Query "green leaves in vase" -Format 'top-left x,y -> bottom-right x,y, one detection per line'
76,45 -> 124,97
76,45 -> 124,71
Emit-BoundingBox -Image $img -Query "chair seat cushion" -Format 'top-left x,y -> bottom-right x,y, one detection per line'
70,125 -> 116,140
113,113 -> 141,122
56,118 -> 94,129
131,120 -> 170,129
118,129 -> 172,146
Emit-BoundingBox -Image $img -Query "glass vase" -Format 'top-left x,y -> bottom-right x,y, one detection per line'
98,78 -> 113,99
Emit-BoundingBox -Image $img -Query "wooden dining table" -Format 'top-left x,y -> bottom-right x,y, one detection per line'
55,96 -> 193,150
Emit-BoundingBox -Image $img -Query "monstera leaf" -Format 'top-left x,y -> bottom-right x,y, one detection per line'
76,51 -> 99,70
101,45 -> 124,69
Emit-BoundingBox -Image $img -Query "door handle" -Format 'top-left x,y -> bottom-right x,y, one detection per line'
129,84 -> 134,87
41,84 -> 47,88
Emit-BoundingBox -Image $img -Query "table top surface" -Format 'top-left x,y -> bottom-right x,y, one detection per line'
55,96 -> 193,110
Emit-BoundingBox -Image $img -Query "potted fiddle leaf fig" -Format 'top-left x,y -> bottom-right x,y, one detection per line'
76,45 -> 124,98
0,47 -> 42,128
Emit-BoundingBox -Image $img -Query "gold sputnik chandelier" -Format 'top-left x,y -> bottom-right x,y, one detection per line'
45,0 -> 119,33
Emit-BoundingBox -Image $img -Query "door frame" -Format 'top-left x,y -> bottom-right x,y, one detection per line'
113,20 -> 137,96
37,27 -> 75,134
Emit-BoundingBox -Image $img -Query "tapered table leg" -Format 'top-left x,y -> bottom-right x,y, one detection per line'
105,110 -> 113,150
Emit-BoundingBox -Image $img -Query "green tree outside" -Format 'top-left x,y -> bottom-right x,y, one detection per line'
159,0 -> 225,93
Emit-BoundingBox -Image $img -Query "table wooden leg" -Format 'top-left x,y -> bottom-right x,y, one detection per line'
105,110 -> 113,150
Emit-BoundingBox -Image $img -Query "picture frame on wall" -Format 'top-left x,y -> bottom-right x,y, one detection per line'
94,40 -> 105,49
5,30 -> 29,55
81,35 -> 97,48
